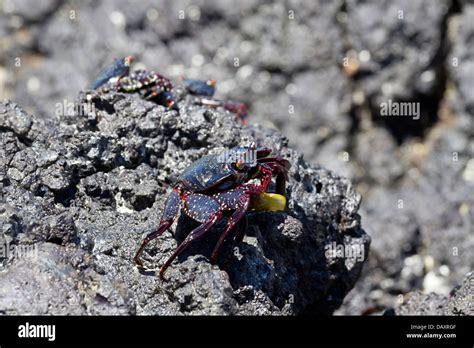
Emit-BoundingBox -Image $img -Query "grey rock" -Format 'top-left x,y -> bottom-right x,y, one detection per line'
0,243 -> 132,315
353,127 -> 405,186
345,0 -> 451,142
396,272 -> 473,315
396,292 -> 449,315
3,0 -> 59,23
447,272 -> 473,315
2,0 -> 473,317
450,4 -> 474,115
346,0 -> 449,104
0,89 -> 368,315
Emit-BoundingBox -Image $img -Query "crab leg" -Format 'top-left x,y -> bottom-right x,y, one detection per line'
257,156 -> 290,168
233,215 -> 248,244
257,157 -> 290,178
195,98 -> 248,124
159,193 -> 223,278
160,216 -> 222,279
210,206 -> 247,263
210,181 -> 275,263
210,191 -> 250,263
134,187 -> 181,267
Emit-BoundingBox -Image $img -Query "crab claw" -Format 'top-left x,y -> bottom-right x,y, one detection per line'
275,158 -> 291,173
256,156 -> 290,197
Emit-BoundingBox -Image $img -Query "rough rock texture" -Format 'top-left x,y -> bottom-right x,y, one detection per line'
345,0 -> 450,138
0,89 -> 369,315
0,0 -> 352,174
335,0 -> 474,315
395,272 -> 473,315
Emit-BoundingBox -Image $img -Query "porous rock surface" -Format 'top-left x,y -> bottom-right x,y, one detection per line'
395,272 -> 473,315
0,89 -> 369,315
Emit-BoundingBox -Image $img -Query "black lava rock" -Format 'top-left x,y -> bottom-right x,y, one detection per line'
395,272 -> 473,315
0,89 -> 369,315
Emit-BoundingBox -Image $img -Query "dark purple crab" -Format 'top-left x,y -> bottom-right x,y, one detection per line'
92,57 -> 247,118
117,69 -> 175,108
97,69 -> 176,110
134,143 -> 290,278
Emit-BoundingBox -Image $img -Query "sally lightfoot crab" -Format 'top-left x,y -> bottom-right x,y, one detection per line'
134,143 -> 290,278
91,56 -> 176,109
90,56 -> 249,121
196,98 -> 249,124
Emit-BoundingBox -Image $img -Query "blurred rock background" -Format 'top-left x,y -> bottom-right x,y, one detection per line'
0,0 -> 472,314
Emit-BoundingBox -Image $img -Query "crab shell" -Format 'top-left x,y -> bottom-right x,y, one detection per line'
119,70 -> 173,93
178,146 -> 274,193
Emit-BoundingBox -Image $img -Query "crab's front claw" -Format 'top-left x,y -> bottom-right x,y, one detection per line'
259,156 -> 291,174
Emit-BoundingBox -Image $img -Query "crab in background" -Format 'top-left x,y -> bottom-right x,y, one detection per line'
180,77 -> 249,124
134,143 -> 290,278
90,56 -> 250,122
91,56 -> 176,109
